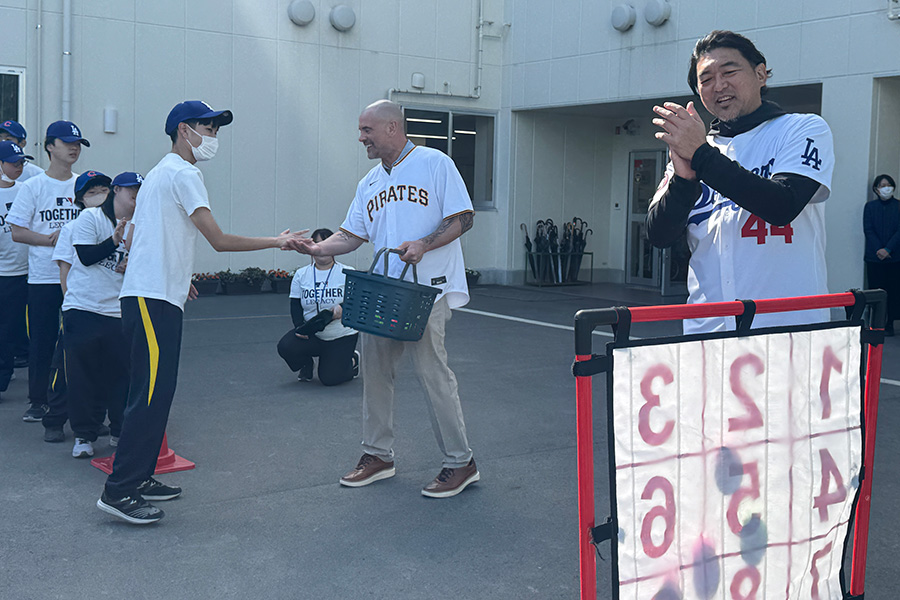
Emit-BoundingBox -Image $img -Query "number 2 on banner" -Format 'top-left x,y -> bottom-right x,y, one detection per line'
741,215 -> 794,244
728,354 -> 764,431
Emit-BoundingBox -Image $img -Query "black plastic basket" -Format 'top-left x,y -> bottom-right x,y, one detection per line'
341,248 -> 441,342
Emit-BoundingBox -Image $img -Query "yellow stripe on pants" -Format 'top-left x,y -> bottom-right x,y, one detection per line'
137,297 -> 160,406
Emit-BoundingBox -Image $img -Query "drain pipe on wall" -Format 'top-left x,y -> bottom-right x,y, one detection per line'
61,0 -> 72,120
387,0 -> 492,102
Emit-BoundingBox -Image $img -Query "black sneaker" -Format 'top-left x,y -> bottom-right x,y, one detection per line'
22,404 -> 48,423
351,350 -> 360,379
97,491 -> 164,525
137,477 -> 182,501
297,363 -> 313,382
43,427 -> 65,443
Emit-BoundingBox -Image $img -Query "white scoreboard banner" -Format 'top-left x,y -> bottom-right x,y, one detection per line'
611,326 -> 862,600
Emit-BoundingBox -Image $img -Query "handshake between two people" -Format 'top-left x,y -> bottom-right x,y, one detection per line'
283,234 -> 427,265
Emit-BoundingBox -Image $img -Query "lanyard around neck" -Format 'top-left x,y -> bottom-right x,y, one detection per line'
312,263 -> 335,313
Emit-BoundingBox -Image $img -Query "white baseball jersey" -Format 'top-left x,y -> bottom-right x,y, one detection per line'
341,142 -> 472,309
119,152 -> 210,309
5,172 -> 79,284
0,184 -> 28,276
652,113 -> 834,334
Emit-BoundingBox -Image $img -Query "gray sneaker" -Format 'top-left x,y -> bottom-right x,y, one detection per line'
43,427 -> 65,443
72,438 -> 94,458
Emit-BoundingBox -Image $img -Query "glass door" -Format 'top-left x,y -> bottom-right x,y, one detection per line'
625,151 -> 665,287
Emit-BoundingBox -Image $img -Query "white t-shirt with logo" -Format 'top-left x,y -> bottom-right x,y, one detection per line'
120,153 -> 210,309
50,220 -> 76,267
653,113 -> 834,333
0,184 -> 28,276
340,145 -> 472,309
61,207 -> 127,318
5,172 -> 78,284
289,261 -> 356,341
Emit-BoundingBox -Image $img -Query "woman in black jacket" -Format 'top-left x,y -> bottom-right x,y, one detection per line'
864,174 -> 900,335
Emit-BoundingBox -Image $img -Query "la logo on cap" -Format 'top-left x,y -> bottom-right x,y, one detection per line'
71,124 -> 80,136
136,174 -> 144,183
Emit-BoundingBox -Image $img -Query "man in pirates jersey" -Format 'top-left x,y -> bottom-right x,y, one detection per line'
647,30 -> 834,334
7,120 -> 88,421
290,99 -> 479,499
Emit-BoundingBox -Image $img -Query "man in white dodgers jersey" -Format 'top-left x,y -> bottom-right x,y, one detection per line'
647,30 -> 834,334
289,100 -> 479,499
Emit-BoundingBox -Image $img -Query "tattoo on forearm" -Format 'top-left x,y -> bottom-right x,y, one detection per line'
459,212 -> 474,234
337,230 -> 352,241
421,218 -> 453,246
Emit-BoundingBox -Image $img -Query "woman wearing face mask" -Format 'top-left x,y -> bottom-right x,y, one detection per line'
864,174 -> 900,335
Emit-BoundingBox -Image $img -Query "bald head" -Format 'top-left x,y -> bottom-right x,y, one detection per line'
359,99 -> 408,165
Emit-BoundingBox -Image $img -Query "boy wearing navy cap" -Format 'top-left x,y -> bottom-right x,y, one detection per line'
0,141 -> 33,400
0,120 -> 44,182
6,120 -> 88,423
96,101 -> 305,524
42,170 -> 112,444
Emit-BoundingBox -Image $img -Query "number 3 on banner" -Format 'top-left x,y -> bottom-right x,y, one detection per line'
639,364 -> 675,446
640,476 -> 675,558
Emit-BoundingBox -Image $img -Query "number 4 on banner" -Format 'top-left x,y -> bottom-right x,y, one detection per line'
813,448 -> 847,522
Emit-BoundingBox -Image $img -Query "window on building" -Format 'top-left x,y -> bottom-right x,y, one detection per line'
0,67 -> 23,123
404,108 -> 494,209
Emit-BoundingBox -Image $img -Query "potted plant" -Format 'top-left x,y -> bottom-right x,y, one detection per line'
191,272 -> 220,296
465,268 -> 481,287
220,267 -> 268,294
268,269 -> 293,293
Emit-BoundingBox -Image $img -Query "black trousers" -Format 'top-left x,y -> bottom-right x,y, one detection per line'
63,310 -> 128,441
42,329 -> 68,429
866,261 -> 900,329
105,297 -> 183,498
0,275 -> 26,391
277,330 -> 358,386
27,283 -> 63,405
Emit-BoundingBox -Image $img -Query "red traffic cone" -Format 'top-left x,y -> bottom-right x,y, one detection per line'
91,432 -> 195,475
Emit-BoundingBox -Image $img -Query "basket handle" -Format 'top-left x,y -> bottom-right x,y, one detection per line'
368,247 -> 418,284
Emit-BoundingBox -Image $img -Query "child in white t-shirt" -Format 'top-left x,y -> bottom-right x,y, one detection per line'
97,101 -> 307,525
0,141 -> 32,399
62,172 -> 140,459
43,170 -> 112,445
6,120 -> 89,423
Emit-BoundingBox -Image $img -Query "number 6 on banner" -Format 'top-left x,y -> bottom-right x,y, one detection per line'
640,476 -> 675,558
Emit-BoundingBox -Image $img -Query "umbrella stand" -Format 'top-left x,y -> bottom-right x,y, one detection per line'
521,223 -> 538,281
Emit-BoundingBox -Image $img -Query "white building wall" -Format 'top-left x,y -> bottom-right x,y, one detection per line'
0,0 -> 506,275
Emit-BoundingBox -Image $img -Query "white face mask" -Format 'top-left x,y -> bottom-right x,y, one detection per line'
187,125 -> 219,162
878,186 -> 894,200
0,171 -> 15,184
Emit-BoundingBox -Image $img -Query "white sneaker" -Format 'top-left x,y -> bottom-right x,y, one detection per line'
72,438 -> 94,458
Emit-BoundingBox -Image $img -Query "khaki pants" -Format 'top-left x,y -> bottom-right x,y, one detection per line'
360,297 -> 473,468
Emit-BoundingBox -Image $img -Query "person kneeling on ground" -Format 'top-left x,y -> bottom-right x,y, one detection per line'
277,228 -> 359,386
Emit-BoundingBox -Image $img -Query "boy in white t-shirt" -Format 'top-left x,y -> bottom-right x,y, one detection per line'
6,120 -> 88,422
0,141 -> 32,400
0,120 -> 40,367
43,170 -> 112,444
96,101 -> 307,525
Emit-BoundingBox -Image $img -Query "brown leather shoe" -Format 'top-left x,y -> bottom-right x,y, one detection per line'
339,453 -> 395,487
421,458 -> 480,498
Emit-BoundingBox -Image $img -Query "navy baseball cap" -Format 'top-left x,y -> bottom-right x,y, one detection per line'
46,120 -> 90,146
74,170 -> 111,193
112,171 -> 143,187
0,120 -> 27,140
0,140 -> 34,163
165,101 -> 233,136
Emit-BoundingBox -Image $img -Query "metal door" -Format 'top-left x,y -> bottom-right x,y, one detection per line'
625,151 -> 665,287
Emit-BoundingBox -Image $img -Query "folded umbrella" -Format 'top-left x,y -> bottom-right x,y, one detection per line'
521,223 -> 538,280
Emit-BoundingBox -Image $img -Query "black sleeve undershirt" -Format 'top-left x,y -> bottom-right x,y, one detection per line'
290,298 -> 305,328
74,237 -> 117,266
646,145 -> 823,248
